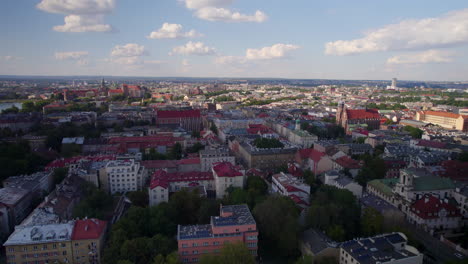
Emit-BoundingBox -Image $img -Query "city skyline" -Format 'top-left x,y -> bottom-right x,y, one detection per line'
1,0 -> 468,81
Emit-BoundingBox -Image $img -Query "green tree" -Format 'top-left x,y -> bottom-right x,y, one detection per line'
253,137 -> 284,149
52,167 -> 68,185
127,190 -> 149,208
253,196 -> 300,256
73,183 -> 113,219
360,207 -> 384,236
210,123 -> 218,135
403,126 -> 423,139
168,143 -> 182,160
295,255 -> 314,264
199,243 -> 255,264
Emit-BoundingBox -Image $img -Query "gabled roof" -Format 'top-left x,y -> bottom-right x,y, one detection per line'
346,109 -> 380,120
71,219 -> 107,240
411,195 -> 461,219
334,156 -> 362,169
309,149 -> 326,163
212,162 -> 243,177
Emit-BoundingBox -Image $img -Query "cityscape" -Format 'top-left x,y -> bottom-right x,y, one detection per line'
1,1 -> 468,264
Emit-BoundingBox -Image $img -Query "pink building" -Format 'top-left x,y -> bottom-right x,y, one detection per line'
177,204 -> 258,263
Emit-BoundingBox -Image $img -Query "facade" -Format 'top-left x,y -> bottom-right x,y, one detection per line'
3,219 -> 107,264
200,148 -> 236,172
104,159 -> 146,194
177,204 -> 258,263
324,171 -> 362,198
272,172 -> 310,209
407,195 -> 461,231
148,170 -> 214,206
336,103 -> 380,134
0,188 -> 32,237
212,162 -> 245,199
156,109 -> 202,132
339,233 -> 423,264
416,110 -> 468,131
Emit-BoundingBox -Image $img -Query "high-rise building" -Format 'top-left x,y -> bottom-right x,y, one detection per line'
391,78 -> 397,89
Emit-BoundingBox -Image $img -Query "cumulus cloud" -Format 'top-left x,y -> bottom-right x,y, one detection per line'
325,8 -> 468,55
111,43 -> 148,57
170,41 -> 216,56
181,0 -> 267,23
386,50 -> 455,65
246,44 -> 300,60
55,51 -> 89,60
148,23 -> 201,39
195,8 -> 267,22
183,0 -> 234,9
37,0 -> 115,32
214,55 -> 247,65
182,59 -> 190,67
3,56 -> 23,61
110,43 -> 152,65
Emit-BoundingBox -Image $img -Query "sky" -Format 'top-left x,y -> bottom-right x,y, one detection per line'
1,0 -> 468,81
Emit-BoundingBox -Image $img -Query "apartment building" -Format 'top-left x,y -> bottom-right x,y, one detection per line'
339,233 -> 423,264
177,204 -> 258,263
199,148 -> 235,172
212,162 -> 245,199
272,172 -> 310,209
4,219 -> 107,264
416,110 -> 468,131
104,159 -> 146,194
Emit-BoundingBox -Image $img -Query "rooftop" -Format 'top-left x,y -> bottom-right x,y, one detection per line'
0,187 -> 30,206
212,162 -> 243,177
71,219 -> 107,240
4,222 -> 74,246
213,204 -> 256,227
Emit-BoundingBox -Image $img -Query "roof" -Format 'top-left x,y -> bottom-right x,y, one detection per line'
4,222 -> 74,246
411,195 -> 461,219
334,156 -> 362,169
71,219 -> 107,240
149,170 -> 213,189
301,229 -> 337,255
157,109 -> 201,118
367,178 -> 398,196
413,176 -> 455,191
346,109 -> 380,120
309,149 -> 325,163
0,187 -> 30,206
421,110 -> 465,119
213,204 -> 256,227
212,162 -> 243,177
440,160 -> 468,182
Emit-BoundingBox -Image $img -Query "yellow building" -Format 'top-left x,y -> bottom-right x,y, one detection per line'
416,111 -> 468,131
3,219 -> 107,264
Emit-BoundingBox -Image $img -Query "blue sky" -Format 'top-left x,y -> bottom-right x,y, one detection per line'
1,0 -> 468,81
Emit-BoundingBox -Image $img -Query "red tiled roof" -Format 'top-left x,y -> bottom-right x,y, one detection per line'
157,109 -> 201,118
288,194 -> 309,206
440,160 -> 468,182
108,89 -> 123,94
346,109 -> 380,120
177,158 -> 200,165
141,160 -> 177,169
288,163 -> 303,177
420,110 -> 464,119
297,148 -> 314,160
71,219 -> 107,240
149,170 -> 213,189
411,195 -> 461,219
416,139 -> 447,149
309,149 -> 326,163
212,162 -> 243,177
335,156 -> 362,169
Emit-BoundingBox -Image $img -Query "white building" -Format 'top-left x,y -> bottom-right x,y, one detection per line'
407,194 -> 461,232
104,159 -> 146,194
339,233 -> 423,264
212,162 -> 245,199
323,170 -> 362,198
200,148 -> 236,172
272,172 -> 310,209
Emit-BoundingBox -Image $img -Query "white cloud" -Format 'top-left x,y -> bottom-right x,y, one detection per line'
111,43 -> 148,57
183,0 -> 233,9
181,0 -> 267,23
170,41 -> 216,56
325,8 -> 468,55
182,59 -> 190,67
110,44 -> 153,65
245,44 -> 300,60
386,50 -> 455,65
148,23 -> 201,39
55,51 -> 89,60
195,7 -> 267,22
214,55 -> 247,65
3,56 -> 23,61
37,0 -> 115,32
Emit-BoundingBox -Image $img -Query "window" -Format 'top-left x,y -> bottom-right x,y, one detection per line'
63,251 -> 67,255
7,248 -> 14,252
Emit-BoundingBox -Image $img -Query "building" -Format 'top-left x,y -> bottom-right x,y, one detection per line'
71,219 -> 108,264
407,194 -> 461,232
177,204 -> 258,263
212,162 -> 245,199
3,219 -> 107,264
0,187 -> 33,238
148,170 -> 214,206
156,109 -> 202,132
104,159 -> 146,194
200,148 -> 236,172
324,170 -> 362,198
339,233 -> 423,264
3,171 -> 54,198
416,110 -> 468,131
272,172 -> 310,209
300,229 -> 339,261
336,103 -> 380,134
